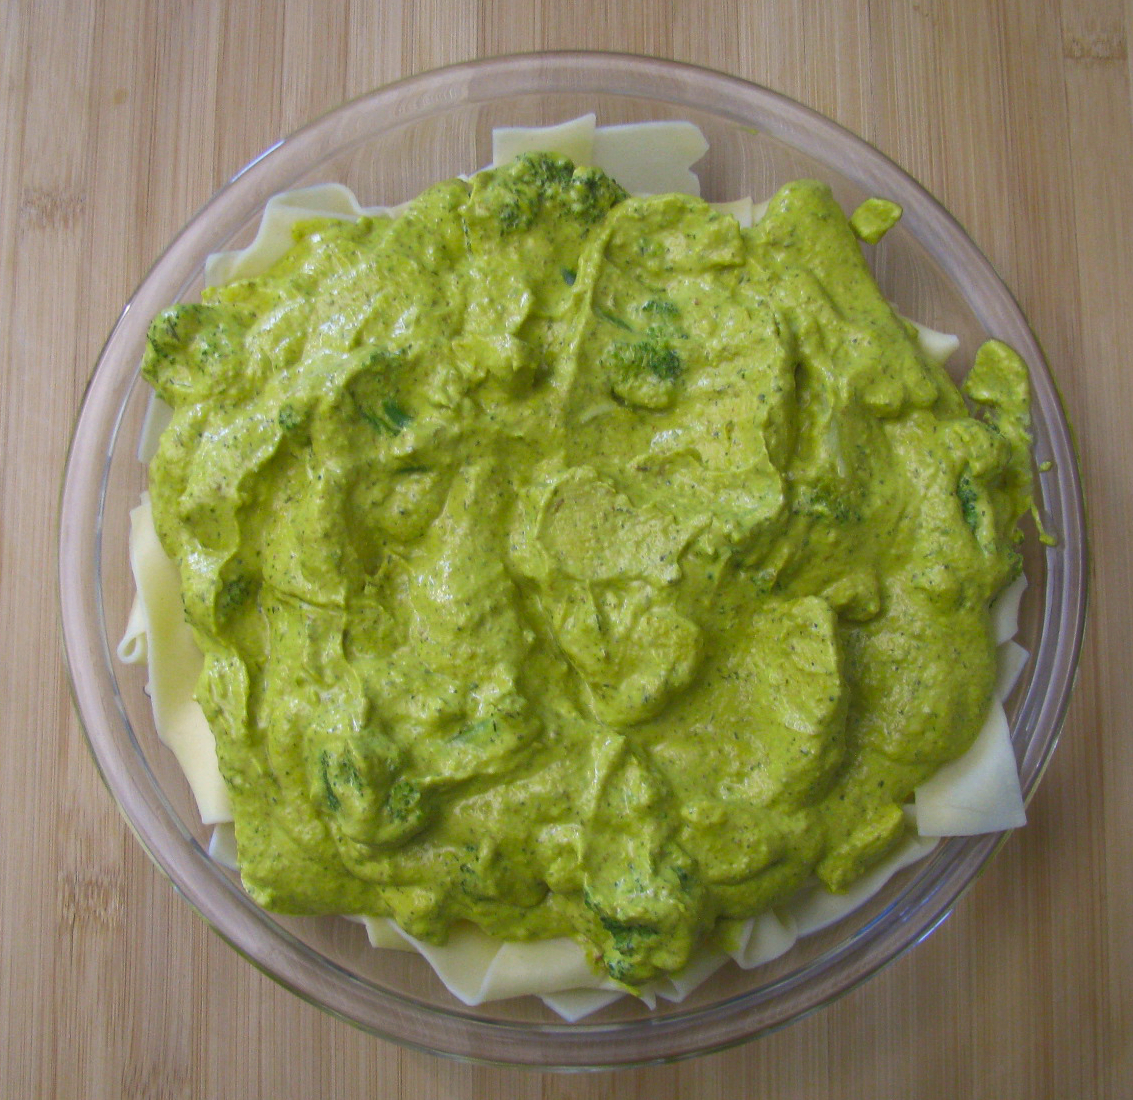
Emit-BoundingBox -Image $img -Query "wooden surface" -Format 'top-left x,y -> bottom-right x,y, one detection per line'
3,1 -> 1130,1095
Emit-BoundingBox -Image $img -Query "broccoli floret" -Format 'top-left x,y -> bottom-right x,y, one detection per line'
604,334 -> 683,410
564,165 -> 629,224
278,403 -> 304,431
641,342 -> 681,381
606,335 -> 682,381
497,190 -> 540,234
481,152 -> 627,235
513,150 -> 576,190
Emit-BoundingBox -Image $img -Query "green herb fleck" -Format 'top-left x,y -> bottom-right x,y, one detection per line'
319,751 -> 341,812
450,717 -> 498,742
594,305 -> 633,331
957,474 -> 980,533
381,398 -> 412,431
355,394 -> 412,436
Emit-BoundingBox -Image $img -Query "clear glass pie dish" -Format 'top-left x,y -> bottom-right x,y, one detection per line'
59,52 -> 1087,1068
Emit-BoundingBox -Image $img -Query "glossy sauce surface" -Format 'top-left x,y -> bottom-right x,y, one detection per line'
143,155 -> 1031,985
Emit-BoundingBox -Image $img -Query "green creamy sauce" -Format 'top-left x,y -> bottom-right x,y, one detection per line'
143,153 -> 1032,986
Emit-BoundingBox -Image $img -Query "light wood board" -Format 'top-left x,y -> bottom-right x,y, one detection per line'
2,1 -> 1129,1095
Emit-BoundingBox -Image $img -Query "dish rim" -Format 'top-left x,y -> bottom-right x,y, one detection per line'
58,50 -> 1088,1068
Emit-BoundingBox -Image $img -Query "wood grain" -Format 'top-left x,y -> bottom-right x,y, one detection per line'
2,0 -> 1129,1095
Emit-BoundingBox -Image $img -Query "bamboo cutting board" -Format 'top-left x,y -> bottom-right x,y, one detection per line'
2,1 -> 1130,1096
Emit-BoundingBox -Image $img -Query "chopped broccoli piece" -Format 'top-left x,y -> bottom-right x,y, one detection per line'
380,398 -> 412,432
593,304 -> 633,331
278,403 -> 304,431
564,165 -> 628,224
604,333 -> 683,410
217,574 -> 253,616
514,150 -> 575,190
480,152 -> 627,235
599,915 -> 660,982
356,399 -> 412,436
606,335 -> 682,381
346,353 -> 413,436
318,748 -> 366,813
319,751 -> 341,812
386,779 -> 421,822
957,473 -> 980,533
